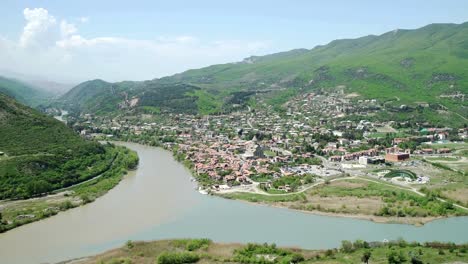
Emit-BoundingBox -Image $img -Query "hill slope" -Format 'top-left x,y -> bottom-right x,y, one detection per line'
0,76 -> 54,107
0,93 -> 115,199
60,79 -> 204,115
59,22 -> 468,123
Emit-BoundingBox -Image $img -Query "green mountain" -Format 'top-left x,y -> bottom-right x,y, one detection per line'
60,79 -> 203,115
0,76 -> 54,107
0,93 -> 115,199
59,22 -> 468,124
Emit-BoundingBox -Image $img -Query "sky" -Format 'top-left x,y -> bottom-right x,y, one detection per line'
0,0 -> 468,83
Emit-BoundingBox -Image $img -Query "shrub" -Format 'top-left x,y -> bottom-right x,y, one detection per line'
157,252 -> 200,264
387,250 -> 407,264
186,239 -> 211,251
59,200 -> 74,210
341,240 -> 354,253
126,240 -> 134,250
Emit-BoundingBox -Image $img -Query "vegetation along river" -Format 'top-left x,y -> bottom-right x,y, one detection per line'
0,142 -> 467,264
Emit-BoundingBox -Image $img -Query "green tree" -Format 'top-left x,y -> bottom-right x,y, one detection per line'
289,253 -> 305,263
411,256 -> 423,264
126,240 -> 134,250
361,250 -> 371,264
388,250 -> 407,264
341,240 -> 354,253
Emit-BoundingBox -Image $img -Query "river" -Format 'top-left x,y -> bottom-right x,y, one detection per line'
0,142 -> 467,264
54,110 -> 68,123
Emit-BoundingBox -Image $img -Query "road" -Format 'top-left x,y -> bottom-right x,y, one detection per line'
219,174 -> 468,211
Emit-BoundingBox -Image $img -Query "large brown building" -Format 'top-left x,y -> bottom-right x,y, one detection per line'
385,153 -> 410,162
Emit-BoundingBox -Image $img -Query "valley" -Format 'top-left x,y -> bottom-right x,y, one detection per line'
43,22 -> 467,228
0,15 -> 467,264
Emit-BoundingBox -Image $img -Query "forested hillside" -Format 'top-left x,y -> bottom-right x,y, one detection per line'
59,79 -> 204,115
0,93 -> 115,199
0,76 -> 53,107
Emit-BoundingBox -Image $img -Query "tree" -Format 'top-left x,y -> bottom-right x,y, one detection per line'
341,240 -> 354,253
388,250 -> 407,264
410,256 -> 423,264
26,180 -> 52,197
290,253 -> 305,263
361,250 -> 371,264
126,240 -> 134,250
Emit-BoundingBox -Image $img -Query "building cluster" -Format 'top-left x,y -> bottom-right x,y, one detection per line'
66,91 -> 466,189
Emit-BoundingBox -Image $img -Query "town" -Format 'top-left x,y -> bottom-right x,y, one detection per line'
64,90 -> 468,201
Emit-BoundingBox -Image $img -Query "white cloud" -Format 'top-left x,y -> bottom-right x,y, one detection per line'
1,8 -> 270,82
60,20 -> 77,37
19,8 -> 57,48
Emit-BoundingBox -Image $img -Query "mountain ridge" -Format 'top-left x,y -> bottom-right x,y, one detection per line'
58,22 -> 468,124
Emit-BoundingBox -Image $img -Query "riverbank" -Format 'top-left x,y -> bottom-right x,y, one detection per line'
218,177 -> 467,226
1,142 -> 468,264
117,139 -> 468,226
0,144 -> 138,233
66,238 -> 468,264
172,149 -> 467,225
221,196 -> 443,226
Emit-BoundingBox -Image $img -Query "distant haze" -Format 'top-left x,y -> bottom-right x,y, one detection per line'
0,69 -> 74,94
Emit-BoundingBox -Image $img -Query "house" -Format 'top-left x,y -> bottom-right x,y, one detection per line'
359,156 -> 369,165
437,132 -> 448,140
393,138 -> 409,145
385,153 -> 410,162
367,157 -> 385,164
438,148 -> 451,154
419,149 -> 434,154
224,175 -> 236,182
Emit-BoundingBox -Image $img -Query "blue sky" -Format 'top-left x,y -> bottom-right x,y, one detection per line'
1,0 -> 468,82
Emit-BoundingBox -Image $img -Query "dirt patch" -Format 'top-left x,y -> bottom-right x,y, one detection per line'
375,125 -> 397,133
286,195 -> 384,215
443,189 -> 468,206
205,243 -> 243,258
345,92 -> 360,98
329,180 -> 368,189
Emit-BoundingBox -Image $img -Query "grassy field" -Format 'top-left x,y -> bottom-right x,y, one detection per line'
220,178 -> 467,225
424,156 -> 468,174
366,132 -> 409,139
420,142 -> 468,150
75,239 -> 468,264
425,156 -> 460,162
221,191 -> 306,203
